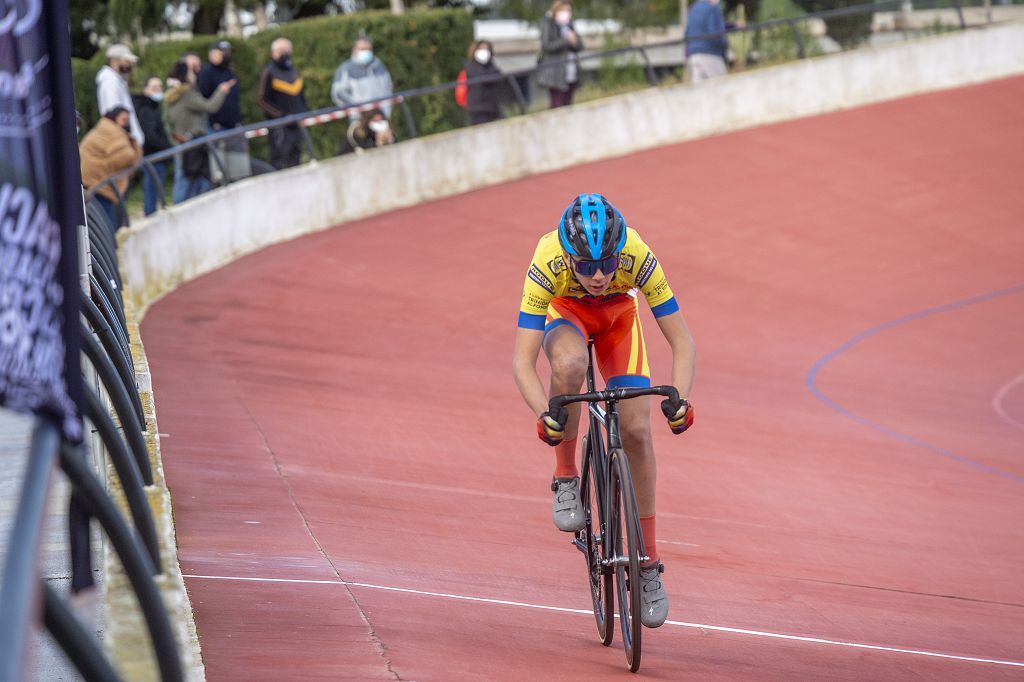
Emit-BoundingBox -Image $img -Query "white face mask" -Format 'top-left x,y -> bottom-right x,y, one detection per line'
354,50 -> 373,66
368,119 -> 389,134
555,10 -> 572,26
474,49 -> 491,64
148,92 -> 164,103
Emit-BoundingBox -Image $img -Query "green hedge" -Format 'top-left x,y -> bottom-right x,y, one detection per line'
72,9 -> 474,158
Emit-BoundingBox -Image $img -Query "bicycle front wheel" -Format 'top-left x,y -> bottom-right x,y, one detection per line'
610,448 -> 642,672
580,436 -> 614,646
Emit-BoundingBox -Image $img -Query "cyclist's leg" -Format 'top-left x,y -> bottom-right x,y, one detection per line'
592,299 -> 658,557
543,305 -> 590,476
593,299 -> 669,626
543,306 -> 591,531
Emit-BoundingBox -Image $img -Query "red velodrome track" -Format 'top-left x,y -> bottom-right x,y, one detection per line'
143,77 -> 1024,679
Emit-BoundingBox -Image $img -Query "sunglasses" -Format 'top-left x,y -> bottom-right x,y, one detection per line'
571,254 -> 619,277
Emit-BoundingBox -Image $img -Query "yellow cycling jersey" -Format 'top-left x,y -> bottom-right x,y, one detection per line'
518,227 -> 679,330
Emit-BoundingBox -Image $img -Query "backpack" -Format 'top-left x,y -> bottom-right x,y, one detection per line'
455,69 -> 468,108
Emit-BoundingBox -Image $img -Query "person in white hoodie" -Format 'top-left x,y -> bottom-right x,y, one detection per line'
95,43 -> 144,146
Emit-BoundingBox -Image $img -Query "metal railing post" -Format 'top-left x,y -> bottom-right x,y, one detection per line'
81,325 -> 152,482
788,19 -> 806,58
59,443 -> 183,681
299,126 -> 318,161
0,419 -> 61,682
636,47 -> 659,85
43,582 -> 124,681
400,99 -> 419,138
82,387 -> 161,568
953,0 -> 966,29
205,140 -> 231,186
139,159 -> 167,211
505,75 -> 528,114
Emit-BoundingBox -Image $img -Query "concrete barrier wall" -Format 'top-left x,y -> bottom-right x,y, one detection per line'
120,21 -> 1024,314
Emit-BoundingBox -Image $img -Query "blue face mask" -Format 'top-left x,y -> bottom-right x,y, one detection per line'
149,92 -> 164,103
354,50 -> 373,66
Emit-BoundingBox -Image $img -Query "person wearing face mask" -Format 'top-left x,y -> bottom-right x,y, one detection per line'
79,106 -> 142,232
338,108 -> 396,155
330,37 -> 395,123
131,76 -> 173,216
96,44 -> 144,145
198,41 -> 242,131
199,40 -> 252,183
463,40 -> 505,126
536,1 -> 584,109
166,60 -> 235,203
257,38 -> 309,169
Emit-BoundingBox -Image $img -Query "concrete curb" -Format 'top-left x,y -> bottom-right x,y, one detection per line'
100,301 -> 205,680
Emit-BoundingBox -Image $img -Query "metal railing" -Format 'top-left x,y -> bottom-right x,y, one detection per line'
0,199 -> 184,680
85,0 -> 980,227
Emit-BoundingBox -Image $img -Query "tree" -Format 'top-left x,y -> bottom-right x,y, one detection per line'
790,0 -> 872,47
70,0 -> 168,59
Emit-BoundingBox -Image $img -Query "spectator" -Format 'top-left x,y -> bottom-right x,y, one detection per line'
198,41 -> 241,130
165,61 -> 234,203
536,1 -> 583,109
198,40 -> 251,182
464,40 -> 504,126
95,43 -> 144,145
79,107 -> 142,232
131,76 -> 172,216
338,109 -> 395,155
167,52 -> 202,90
330,37 -> 394,120
256,38 -> 308,170
184,51 -> 203,79
685,0 -> 730,81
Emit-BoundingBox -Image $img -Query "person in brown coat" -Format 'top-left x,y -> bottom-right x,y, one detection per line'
79,106 -> 142,232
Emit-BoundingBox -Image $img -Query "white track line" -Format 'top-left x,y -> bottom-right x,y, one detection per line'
993,372 -> 1024,432
184,574 -> 1024,669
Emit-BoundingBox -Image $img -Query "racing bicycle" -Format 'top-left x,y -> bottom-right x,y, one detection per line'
548,339 -> 681,673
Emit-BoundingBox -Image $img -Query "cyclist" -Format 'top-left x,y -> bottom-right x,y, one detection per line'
512,193 -> 695,628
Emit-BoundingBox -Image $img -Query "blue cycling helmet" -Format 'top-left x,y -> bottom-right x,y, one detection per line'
557,193 -> 628,260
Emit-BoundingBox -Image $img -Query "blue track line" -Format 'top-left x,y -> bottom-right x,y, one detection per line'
806,284 -> 1024,485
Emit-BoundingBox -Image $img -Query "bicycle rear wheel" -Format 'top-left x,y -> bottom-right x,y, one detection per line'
579,436 -> 614,646
610,448 -> 642,672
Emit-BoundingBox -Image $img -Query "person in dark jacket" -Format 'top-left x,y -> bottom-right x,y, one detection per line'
131,76 -> 172,216
198,40 -> 251,182
464,40 -> 504,126
535,1 -> 583,109
256,38 -> 308,170
684,0 -> 729,81
198,40 -> 241,129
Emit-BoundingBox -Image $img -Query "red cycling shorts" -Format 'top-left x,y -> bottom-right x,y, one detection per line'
543,293 -> 651,388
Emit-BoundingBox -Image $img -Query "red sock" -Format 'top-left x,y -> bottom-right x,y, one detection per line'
640,515 -> 659,566
553,437 -> 578,478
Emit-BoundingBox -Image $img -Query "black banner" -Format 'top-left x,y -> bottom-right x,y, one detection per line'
0,0 -> 83,442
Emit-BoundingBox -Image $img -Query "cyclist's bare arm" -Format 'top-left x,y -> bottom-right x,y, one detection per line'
655,310 -> 696,399
513,327 -> 549,416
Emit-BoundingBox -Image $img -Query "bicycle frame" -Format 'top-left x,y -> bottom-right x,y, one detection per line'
554,340 -> 679,566
548,339 -> 680,671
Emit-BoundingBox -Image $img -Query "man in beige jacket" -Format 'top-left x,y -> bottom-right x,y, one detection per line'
79,106 -> 142,232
